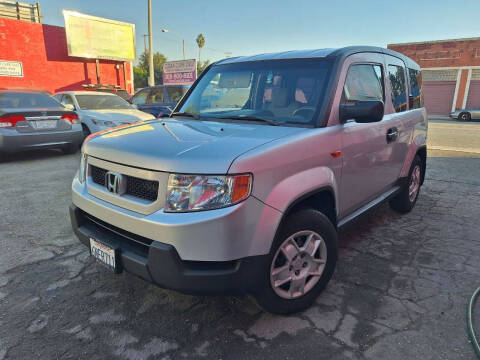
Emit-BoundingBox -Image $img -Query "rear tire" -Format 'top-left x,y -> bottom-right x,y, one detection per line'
389,155 -> 422,213
253,209 -> 338,314
459,112 -> 471,121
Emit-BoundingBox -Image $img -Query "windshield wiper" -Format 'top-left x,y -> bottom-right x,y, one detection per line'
217,115 -> 279,126
171,111 -> 200,120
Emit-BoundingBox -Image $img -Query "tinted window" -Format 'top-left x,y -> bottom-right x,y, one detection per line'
388,65 -> 407,112
408,68 -> 423,109
146,88 -> 164,104
76,94 -> 132,110
0,92 -> 60,109
178,59 -> 333,126
343,64 -> 384,102
166,87 -> 187,103
132,89 -> 149,105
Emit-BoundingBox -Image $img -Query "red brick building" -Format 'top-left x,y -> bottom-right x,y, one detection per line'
388,37 -> 480,115
0,17 -> 134,94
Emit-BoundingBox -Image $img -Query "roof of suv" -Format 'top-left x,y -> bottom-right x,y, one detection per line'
215,46 -> 420,69
56,91 -> 116,96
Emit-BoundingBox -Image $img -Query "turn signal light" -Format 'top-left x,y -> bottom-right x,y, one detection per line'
0,114 -> 25,128
232,174 -> 252,203
61,113 -> 80,124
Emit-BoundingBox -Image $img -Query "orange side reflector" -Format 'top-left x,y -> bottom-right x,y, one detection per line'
331,151 -> 342,158
232,175 -> 252,203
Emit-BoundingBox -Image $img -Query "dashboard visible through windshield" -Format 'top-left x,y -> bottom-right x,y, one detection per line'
177,59 -> 333,126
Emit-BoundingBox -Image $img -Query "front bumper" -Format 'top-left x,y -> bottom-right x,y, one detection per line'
0,125 -> 83,152
70,204 -> 268,295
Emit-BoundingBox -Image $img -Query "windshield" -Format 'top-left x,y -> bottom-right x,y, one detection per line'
176,59 -> 333,126
0,92 -> 61,109
76,94 -> 132,110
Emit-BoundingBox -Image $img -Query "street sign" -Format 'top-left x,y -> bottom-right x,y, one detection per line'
0,60 -> 23,77
163,59 -> 197,85
63,10 -> 135,61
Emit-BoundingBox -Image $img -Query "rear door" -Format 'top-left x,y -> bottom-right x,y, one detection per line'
383,55 -> 413,183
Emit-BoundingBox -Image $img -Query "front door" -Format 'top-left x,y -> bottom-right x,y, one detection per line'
337,53 -> 398,217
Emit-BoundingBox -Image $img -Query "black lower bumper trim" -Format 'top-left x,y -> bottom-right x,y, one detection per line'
69,204 -> 268,296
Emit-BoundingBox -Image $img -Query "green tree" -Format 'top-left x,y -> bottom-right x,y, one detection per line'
133,66 -> 148,89
137,51 -> 167,85
197,60 -> 210,75
196,34 -> 205,64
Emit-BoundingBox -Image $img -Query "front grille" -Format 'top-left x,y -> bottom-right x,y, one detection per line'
125,175 -> 159,201
90,165 -> 159,202
91,165 -> 108,186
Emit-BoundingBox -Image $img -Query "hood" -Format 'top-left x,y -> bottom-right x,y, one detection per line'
84,118 -> 307,173
81,109 -> 155,122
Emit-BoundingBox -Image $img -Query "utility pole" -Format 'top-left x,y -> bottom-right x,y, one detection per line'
147,0 -> 154,86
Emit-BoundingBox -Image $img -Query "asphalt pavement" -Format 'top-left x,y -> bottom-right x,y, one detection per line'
0,119 -> 479,359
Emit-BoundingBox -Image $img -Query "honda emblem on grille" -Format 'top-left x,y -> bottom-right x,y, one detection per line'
105,171 -> 126,195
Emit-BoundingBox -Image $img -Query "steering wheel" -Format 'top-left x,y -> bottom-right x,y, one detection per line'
292,107 -> 316,119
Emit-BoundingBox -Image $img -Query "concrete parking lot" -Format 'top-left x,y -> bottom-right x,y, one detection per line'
0,119 -> 479,359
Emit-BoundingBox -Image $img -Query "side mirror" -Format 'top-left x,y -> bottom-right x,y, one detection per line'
340,100 -> 384,123
64,104 -> 75,111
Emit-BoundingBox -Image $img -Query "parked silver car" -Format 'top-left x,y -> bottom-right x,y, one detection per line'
70,46 -> 427,314
450,108 -> 480,121
0,89 -> 83,154
53,91 -> 155,137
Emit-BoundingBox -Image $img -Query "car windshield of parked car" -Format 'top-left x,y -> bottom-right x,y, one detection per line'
176,59 -> 333,126
76,94 -> 133,110
0,92 -> 61,109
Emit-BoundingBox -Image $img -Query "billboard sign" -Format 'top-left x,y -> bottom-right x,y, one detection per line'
163,59 -> 197,85
0,60 -> 23,77
63,10 -> 135,61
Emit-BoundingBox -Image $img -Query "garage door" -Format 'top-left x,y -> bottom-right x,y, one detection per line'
421,70 -> 458,115
466,70 -> 480,109
423,81 -> 456,115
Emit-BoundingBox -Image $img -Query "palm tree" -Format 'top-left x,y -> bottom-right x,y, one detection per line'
196,34 -> 205,64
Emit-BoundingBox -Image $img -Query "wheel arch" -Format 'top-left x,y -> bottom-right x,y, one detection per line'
416,146 -> 427,185
275,186 -> 337,237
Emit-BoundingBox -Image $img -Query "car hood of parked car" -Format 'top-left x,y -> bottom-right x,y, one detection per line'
80,109 -> 155,123
83,117 -> 308,173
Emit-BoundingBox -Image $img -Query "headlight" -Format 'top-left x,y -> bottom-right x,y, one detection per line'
165,174 -> 252,212
78,153 -> 87,183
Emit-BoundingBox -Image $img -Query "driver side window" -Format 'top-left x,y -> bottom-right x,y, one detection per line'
343,64 -> 384,104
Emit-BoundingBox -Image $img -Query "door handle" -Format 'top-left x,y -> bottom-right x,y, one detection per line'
386,127 -> 399,143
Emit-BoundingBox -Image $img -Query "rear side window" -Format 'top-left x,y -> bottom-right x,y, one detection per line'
62,94 -> 75,107
408,68 -> 423,109
388,65 -> 407,112
343,64 -> 384,102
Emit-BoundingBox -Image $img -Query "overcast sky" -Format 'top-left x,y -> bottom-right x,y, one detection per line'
41,0 -> 480,63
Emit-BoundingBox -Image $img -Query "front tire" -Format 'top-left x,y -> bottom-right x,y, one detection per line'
254,209 -> 338,314
459,112 -> 471,121
389,155 -> 422,213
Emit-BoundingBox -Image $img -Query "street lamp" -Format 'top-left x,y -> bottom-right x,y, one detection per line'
162,29 -> 185,60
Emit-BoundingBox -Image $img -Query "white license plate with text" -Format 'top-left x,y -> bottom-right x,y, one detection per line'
90,238 -> 116,272
30,120 -> 57,129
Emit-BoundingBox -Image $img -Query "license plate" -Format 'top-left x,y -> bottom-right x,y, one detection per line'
30,120 -> 57,129
90,238 -> 117,272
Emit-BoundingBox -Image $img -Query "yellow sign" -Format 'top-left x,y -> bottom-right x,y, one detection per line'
63,10 -> 135,61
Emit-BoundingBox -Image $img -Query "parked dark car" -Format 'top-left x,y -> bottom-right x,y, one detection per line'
0,89 -> 83,154
130,85 -> 189,118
